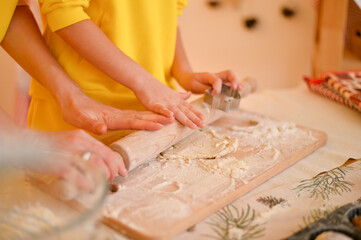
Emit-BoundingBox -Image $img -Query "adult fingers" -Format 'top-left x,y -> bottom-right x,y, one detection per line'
61,165 -> 90,192
177,91 -> 192,100
87,147 -> 128,179
138,109 -> 175,125
80,115 -> 107,135
138,111 -> 175,125
88,154 -> 111,181
62,110 -> 107,135
105,110 -> 174,131
42,157 -> 90,193
89,152 -> 117,181
113,152 -> 128,178
148,103 -> 174,118
91,121 -> 107,135
58,130 -> 127,179
106,115 -> 164,131
75,132 -> 128,178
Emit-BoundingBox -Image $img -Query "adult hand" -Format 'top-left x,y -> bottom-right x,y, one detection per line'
60,92 -> 175,135
133,79 -> 205,129
39,129 -> 128,182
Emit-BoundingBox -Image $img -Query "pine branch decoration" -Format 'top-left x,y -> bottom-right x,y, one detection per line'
294,167 -> 354,200
205,204 -> 265,240
256,195 -> 286,209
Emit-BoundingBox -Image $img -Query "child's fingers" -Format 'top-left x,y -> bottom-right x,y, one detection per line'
216,70 -> 240,90
179,104 -> 205,128
172,108 -> 198,129
189,81 -> 213,94
187,103 -> 205,121
200,73 -> 222,95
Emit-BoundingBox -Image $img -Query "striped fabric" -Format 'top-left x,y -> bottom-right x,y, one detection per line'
325,71 -> 361,109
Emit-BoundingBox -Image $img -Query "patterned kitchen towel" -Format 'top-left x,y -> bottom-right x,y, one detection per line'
323,71 -> 361,109
304,75 -> 361,113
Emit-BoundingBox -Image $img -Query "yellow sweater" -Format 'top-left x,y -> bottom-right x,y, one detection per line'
28,0 -> 188,135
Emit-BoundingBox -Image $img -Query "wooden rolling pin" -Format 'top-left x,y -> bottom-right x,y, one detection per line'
110,78 -> 257,171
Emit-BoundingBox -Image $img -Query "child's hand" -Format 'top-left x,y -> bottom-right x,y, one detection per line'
133,80 -> 206,129
177,70 -> 242,95
60,92 -> 174,135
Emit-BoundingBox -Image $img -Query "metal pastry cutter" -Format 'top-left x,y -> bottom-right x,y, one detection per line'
204,84 -> 241,112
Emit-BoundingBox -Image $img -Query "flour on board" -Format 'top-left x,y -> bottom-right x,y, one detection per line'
157,128 -> 239,161
157,128 -> 243,178
156,111 -> 315,179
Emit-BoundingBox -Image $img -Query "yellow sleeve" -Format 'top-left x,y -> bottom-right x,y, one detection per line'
0,0 -> 18,42
39,0 -> 90,32
177,0 -> 188,16
17,0 -> 28,6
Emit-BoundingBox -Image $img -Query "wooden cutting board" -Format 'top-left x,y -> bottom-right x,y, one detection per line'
95,109 -> 327,240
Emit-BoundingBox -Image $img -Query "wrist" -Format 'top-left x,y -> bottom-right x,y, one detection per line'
173,70 -> 194,90
129,72 -> 159,95
51,75 -> 85,111
171,62 -> 193,83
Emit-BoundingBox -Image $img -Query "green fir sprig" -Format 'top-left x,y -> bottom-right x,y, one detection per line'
294,167 -> 354,200
206,204 -> 264,240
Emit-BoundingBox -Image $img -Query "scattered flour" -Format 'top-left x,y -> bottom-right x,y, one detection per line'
156,112 -> 317,182
157,128 -> 239,161
156,128 -> 248,178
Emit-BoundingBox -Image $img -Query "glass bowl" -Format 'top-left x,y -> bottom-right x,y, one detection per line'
0,152 -> 108,240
